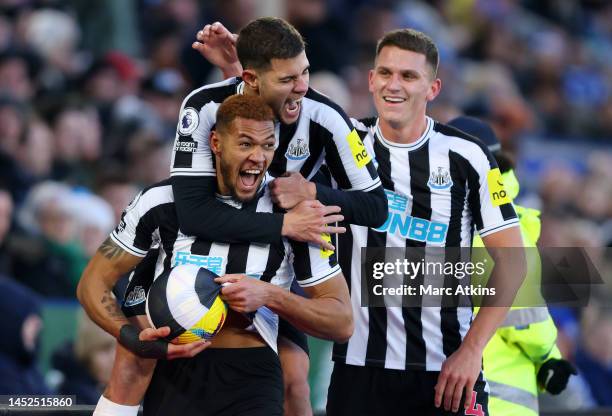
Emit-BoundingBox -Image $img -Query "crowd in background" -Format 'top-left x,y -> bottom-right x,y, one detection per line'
0,0 -> 610,411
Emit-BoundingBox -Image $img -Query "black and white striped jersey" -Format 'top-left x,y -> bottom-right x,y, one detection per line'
170,77 -> 380,192
110,177 -> 341,350
332,116 -> 519,371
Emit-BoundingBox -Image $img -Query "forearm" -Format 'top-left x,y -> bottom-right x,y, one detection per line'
463,306 -> 510,352
77,258 -> 130,339
467,229 -> 526,351
172,176 -> 283,243
315,183 -> 387,228
266,283 -> 353,343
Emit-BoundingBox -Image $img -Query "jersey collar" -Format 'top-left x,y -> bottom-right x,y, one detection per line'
374,116 -> 433,150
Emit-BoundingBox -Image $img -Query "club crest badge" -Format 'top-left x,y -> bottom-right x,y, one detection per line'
428,167 -> 453,190
285,138 -> 310,161
178,107 -> 199,136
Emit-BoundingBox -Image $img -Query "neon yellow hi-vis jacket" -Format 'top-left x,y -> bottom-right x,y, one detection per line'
474,169 -> 561,416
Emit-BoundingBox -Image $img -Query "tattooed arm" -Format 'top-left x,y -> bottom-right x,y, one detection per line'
77,237 -> 143,338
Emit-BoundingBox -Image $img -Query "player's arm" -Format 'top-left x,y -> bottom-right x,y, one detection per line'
192,22 -> 242,78
216,273 -> 352,343
436,145 -> 526,412
76,238 -> 142,339
191,26 -> 387,229
77,238 -> 209,359
174,177 -> 344,250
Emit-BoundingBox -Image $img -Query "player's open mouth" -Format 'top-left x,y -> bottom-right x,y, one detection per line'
284,99 -> 302,118
239,169 -> 262,189
383,96 -> 406,103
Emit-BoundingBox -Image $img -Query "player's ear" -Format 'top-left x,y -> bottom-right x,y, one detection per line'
210,130 -> 222,155
242,69 -> 259,92
426,77 -> 441,102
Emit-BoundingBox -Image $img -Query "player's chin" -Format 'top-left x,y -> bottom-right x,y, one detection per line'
234,181 -> 261,202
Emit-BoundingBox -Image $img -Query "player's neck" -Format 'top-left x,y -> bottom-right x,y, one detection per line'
378,114 -> 428,144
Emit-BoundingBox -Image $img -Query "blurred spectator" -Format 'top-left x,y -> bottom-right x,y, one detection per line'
50,104 -> 102,187
126,133 -> 171,186
575,297 -> 612,406
0,189 -> 13,275
52,311 -> 116,404
0,48 -> 39,100
94,171 -> 138,224
0,277 -> 50,395
70,192 -> 114,258
11,182 -> 87,297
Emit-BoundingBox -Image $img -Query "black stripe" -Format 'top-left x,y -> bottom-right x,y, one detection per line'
447,151 -> 468,246
225,244 -> 250,274
290,241 -> 312,283
133,202 -> 172,255
260,243 -> 285,283
373,137 -> 393,190
500,201 -> 516,221
269,122 -> 298,177
358,117 -> 377,128
189,239 -> 212,256
323,129 -> 352,189
466,163 -> 484,232
441,247 -> 462,359
299,120 -> 327,178
156,205 -> 180,272
332,223 -> 353,360
364,227 -> 387,365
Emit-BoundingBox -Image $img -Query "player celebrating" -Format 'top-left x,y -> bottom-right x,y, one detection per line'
77,95 -> 353,416
170,16 -> 386,249
200,25 -> 526,415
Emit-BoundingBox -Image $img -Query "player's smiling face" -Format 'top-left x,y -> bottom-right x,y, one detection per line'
369,46 -> 440,130
255,51 -> 310,125
213,117 -> 276,202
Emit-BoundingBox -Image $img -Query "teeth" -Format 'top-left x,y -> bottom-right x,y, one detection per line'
244,170 -> 260,174
384,97 -> 405,103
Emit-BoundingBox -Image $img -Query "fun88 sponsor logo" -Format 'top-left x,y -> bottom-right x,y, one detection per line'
375,190 -> 448,243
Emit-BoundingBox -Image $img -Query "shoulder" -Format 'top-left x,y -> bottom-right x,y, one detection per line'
432,121 -> 495,166
303,87 -> 352,128
181,78 -> 241,110
129,179 -> 174,214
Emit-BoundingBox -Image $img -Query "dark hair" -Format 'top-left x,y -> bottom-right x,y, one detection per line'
216,95 -> 274,134
376,29 -> 439,77
236,17 -> 305,71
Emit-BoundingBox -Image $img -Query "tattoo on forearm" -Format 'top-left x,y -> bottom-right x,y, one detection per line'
99,237 -> 124,260
101,289 -> 124,320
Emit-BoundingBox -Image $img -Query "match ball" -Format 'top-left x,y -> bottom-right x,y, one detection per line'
146,264 -> 227,344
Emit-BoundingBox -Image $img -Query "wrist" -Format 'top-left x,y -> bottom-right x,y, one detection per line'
265,284 -> 287,311
307,181 -> 317,200
221,62 -> 243,79
281,212 -> 293,238
460,333 -> 487,354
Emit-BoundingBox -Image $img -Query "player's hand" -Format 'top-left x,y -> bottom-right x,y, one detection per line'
282,200 -> 345,251
119,324 -> 210,360
537,358 -> 577,394
192,21 -> 242,78
270,172 -> 317,209
216,274 -> 270,313
434,343 -> 483,413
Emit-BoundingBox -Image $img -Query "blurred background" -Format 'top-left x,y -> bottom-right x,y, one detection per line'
0,0 -> 610,413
